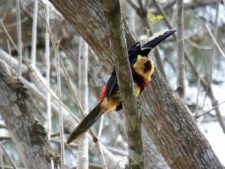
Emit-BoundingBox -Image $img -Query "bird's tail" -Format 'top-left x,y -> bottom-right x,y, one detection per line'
67,104 -> 104,144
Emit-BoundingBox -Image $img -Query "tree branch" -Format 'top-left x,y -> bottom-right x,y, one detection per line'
0,59 -> 59,169
77,37 -> 89,169
103,1 -> 143,168
176,0 -> 185,99
15,0 -> 23,77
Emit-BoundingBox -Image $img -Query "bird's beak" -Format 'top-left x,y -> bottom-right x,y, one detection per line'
140,29 -> 176,50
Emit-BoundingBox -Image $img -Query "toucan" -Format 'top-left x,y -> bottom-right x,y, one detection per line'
67,29 -> 176,144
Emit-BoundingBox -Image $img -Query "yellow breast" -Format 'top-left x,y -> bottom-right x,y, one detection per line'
132,55 -> 154,81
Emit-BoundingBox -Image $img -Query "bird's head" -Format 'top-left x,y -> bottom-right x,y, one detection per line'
129,29 -> 176,64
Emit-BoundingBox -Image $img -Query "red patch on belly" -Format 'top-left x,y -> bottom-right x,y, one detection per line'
98,86 -> 107,103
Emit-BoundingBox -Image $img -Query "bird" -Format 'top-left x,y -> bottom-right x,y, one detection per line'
67,29 -> 176,144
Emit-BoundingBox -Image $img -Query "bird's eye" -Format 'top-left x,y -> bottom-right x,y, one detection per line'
144,61 -> 151,72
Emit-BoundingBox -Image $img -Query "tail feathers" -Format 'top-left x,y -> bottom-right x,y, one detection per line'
67,104 -> 104,144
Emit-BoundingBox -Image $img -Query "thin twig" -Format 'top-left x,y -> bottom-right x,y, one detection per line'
44,2 -> 54,168
19,75 -> 80,124
208,0 -> 220,83
31,0 -> 39,66
206,24 -> 225,59
59,58 -> 87,118
0,144 -> 18,169
77,37 -> 89,169
45,0 -> 52,142
59,58 -> 97,140
96,143 -> 108,169
30,65 -> 58,99
0,145 -> 4,169
196,100 -> 225,118
105,146 -> 128,156
6,40 -> 12,68
0,18 -> 28,34
127,0 -> 139,11
16,0 -> 23,77
194,72 -> 201,115
55,42 -> 65,169
98,116 -> 104,139
176,0 -> 185,99
0,21 -> 18,50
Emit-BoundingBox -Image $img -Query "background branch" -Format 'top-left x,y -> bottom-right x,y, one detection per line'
176,0 -> 185,99
0,60 -> 59,169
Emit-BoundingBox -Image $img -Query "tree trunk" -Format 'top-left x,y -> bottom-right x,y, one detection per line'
48,1 -> 224,168
0,59 -> 59,169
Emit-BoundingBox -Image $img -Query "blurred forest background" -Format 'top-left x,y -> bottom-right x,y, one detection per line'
0,0 -> 225,169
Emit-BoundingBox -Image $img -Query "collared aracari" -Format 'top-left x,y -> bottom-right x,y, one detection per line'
67,29 -> 176,144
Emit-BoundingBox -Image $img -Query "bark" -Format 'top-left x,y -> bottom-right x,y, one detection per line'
103,0 -> 143,168
48,0 -> 113,70
142,128 -> 169,169
0,59 -> 59,169
48,1 -> 224,169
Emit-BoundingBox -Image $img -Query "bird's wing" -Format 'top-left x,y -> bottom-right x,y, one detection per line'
106,67 -> 118,98
105,42 -> 140,99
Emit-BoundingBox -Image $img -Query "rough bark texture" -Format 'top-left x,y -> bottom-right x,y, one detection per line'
48,1 -> 225,169
49,0 -> 112,66
141,69 -> 223,169
0,59 -> 59,169
142,128 -> 169,169
103,0 -> 143,168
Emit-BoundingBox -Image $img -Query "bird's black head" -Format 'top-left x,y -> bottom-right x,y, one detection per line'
128,29 -> 176,64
